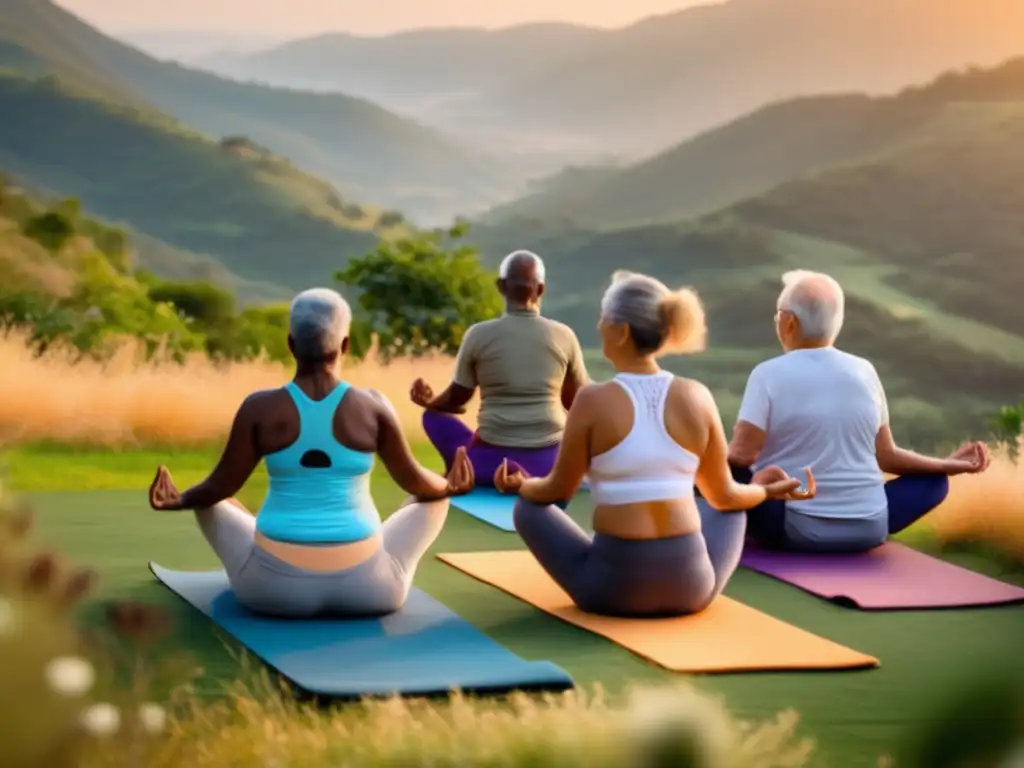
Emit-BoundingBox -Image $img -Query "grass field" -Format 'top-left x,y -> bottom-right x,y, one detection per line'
4,443 -> 1024,767
1,335 -> 1023,765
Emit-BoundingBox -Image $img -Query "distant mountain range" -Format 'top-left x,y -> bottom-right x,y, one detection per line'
121,30 -> 287,63
483,59 -> 1024,229
0,0 -> 521,223
201,0 -> 1024,158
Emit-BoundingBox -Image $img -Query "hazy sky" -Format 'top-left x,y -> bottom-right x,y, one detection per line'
55,0 -> 709,37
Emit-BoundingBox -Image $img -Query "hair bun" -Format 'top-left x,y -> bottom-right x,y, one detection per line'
658,287 -> 707,355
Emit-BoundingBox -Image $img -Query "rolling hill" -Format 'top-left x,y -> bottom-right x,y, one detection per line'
200,23 -> 610,116
0,0 -> 516,223
0,73 -> 392,291
471,87 -> 1024,447
484,58 -> 1024,229
454,0 -> 1024,156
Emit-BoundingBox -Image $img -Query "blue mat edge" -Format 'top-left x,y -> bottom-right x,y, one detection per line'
150,562 -> 575,698
451,488 -> 517,532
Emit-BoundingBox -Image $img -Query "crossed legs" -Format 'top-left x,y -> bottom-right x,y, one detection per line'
191,496 -> 449,617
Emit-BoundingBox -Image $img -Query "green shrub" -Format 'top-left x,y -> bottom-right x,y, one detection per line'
335,223 -> 502,361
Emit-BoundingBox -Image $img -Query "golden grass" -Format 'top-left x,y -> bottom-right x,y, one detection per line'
77,677 -> 812,768
0,332 -> 1020,558
928,441 -> 1024,559
0,331 -> 474,448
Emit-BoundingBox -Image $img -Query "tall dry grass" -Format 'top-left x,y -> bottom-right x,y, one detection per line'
0,330 -> 474,448
0,331 -> 1020,558
928,442 -> 1024,559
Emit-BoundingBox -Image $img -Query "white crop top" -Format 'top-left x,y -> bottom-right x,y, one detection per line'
588,371 -> 700,506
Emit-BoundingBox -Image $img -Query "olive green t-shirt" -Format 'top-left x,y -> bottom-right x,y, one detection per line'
453,308 -> 588,448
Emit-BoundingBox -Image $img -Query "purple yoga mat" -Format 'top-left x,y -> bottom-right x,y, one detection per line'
740,542 -> 1024,610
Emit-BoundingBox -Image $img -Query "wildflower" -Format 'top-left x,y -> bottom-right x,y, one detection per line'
105,601 -> 175,646
45,656 -> 96,697
80,703 -> 121,737
138,702 -> 167,734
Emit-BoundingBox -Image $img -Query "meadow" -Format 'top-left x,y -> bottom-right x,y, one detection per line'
0,331 -> 1022,766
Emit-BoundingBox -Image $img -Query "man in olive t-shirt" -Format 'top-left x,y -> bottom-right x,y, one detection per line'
409,250 -> 589,485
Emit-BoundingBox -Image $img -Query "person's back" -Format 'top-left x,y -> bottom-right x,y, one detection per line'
493,270 -> 815,618
587,370 -> 700,508
255,380 -> 380,544
412,250 -> 588,486
742,345 -> 887,524
145,287 -> 475,619
460,311 -> 583,448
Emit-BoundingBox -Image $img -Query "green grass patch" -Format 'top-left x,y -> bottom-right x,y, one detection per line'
4,444 -> 1024,767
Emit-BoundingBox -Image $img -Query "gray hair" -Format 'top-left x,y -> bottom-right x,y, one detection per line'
288,288 -> 352,360
600,271 -> 706,356
498,250 -> 545,282
776,270 -> 845,342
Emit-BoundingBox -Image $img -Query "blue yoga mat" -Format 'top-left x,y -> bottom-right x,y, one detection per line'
453,487 -> 591,532
452,488 -> 519,531
151,563 -> 573,698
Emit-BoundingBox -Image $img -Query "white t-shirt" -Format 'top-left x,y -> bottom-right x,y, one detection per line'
737,347 -> 889,522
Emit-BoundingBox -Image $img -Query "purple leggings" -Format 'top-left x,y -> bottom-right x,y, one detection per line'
422,411 -> 560,487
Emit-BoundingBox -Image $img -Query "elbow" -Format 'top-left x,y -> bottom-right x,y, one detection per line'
875,449 -> 898,475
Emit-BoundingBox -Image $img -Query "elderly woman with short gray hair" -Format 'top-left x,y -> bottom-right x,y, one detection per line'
147,288 -> 474,618
493,271 -> 816,617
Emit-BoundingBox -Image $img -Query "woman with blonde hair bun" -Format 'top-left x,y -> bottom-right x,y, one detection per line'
494,271 -> 816,617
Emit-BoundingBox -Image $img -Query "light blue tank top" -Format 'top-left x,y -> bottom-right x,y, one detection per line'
255,381 -> 381,544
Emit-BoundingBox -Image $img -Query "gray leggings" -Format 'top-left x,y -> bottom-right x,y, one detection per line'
194,498 -> 449,618
513,497 -> 746,617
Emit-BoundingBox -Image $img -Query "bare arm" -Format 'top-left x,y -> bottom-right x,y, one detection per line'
425,382 -> 475,415
728,421 -> 766,468
373,393 -> 451,500
693,385 -> 770,512
728,363 -> 769,468
519,385 -> 595,505
875,426 -> 955,475
425,326 -> 478,414
179,396 -> 262,509
560,334 -> 590,411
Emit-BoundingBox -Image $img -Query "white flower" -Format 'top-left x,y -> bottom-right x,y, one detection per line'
45,656 -> 96,697
80,702 -> 121,737
0,598 -> 15,636
137,702 -> 166,734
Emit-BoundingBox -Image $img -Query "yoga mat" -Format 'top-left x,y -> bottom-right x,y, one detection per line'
451,488 -> 517,531
452,489 -> 591,532
151,563 -> 574,697
740,542 -> 1024,610
437,551 -> 878,673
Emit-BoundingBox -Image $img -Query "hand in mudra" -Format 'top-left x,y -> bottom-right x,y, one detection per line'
946,441 -> 991,475
445,446 -> 475,496
149,466 -> 184,510
493,459 -> 530,494
752,465 -> 817,501
410,378 -> 433,408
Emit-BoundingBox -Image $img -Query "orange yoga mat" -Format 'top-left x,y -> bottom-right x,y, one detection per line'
438,551 -> 879,674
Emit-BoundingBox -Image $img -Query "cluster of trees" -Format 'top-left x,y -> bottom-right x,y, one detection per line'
0,186 -> 501,364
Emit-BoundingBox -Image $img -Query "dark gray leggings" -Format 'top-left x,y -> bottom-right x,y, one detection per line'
513,498 -> 747,617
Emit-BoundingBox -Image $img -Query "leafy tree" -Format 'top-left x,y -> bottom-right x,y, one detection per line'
147,280 -> 237,326
335,224 -> 502,361
21,209 -> 75,251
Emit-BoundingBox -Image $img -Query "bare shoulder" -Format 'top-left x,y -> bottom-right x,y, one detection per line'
573,381 -> 621,409
669,376 -> 716,410
240,387 -> 287,411
348,386 -> 392,415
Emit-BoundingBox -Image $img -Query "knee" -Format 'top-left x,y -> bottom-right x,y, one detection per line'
930,474 -> 951,506
512,497 -> 540,534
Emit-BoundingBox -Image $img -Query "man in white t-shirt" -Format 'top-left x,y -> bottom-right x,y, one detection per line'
726,269 -> 990,553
